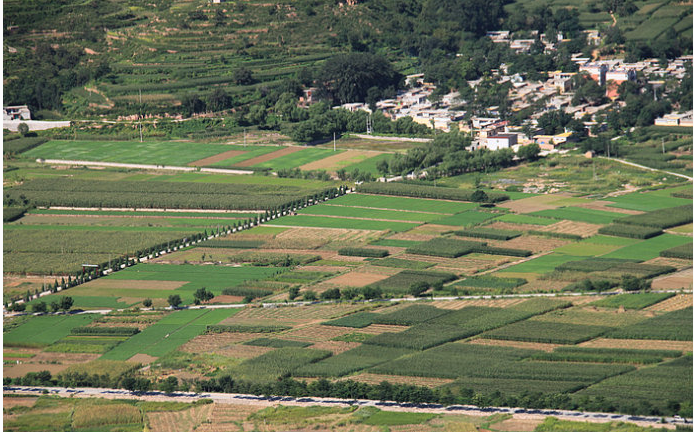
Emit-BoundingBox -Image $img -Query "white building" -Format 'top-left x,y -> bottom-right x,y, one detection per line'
485,134 -> 517,150
3,105 -> 31,121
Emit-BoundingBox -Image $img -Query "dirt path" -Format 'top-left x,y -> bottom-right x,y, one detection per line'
599,156 -> 693,181
37,159 -> 254,175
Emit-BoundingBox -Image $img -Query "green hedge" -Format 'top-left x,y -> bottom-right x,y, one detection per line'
203,240 -> 265,249
206,324 -> 290,334
3,137 -> 49,155
475,245 -> 532,257
527,230 -> 583,240
598,224 -> 663,239
406,238 -> 484,258
660,243 -> 693,259
220,287 -> 273,299
337,247 -> 389,258
356,182 -> 508,203
70,326 -> 139,336
453,227 -> 522,240
3,207 -> 28,222
618,205 -> 693,229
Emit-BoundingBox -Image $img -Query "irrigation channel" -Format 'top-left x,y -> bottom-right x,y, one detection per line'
4,385 -> 691,428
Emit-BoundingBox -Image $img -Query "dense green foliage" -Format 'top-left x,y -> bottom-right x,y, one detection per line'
3,137 -> 49,156
453,276 -> 528,290
597,224 -> 663,239
618,205 -> 693,229
453,227 -> 522,240
373,304 -> 452,326
357,182 -> 508,203
590,293 -> 675,310
484,321 -> 613,344
406,238 -> 484,258
206,324 -> 291,334
532,347 -> 682,365
295,345 -> 414,377
70,326 -> 140,336
607,307 -> 693,341
337,248 -> 389,258
322,312 -> 380,328
369,270 -> 458,293
557,257 -> 639,272
660,243 -> 693,259
244,338 -> 312,349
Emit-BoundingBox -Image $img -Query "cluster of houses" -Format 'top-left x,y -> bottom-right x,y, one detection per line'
332,30 -> 692,153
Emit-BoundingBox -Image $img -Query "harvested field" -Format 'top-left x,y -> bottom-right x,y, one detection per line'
229,303 -> 364,322
234,146 -> 302,167
187,150 -> 247,167
429,298 -> 527,310
300,150 -> 377,171
576,200 -> 643,215
357,324 -> 408,335
323,272 -> 394,287
465,338 -> 560,352
148,403 -> 214,432
644,293 -> 693,311
578,338 -> 693,352
128,353 -> 158,364
485,221 -> 544,232
493,418 -> 543,432
409,224 -> 456,235
195,404 -> 261,432
283,325 -> 354,341
3,363 -> 72,378
263,228 -> 379,249
300,265 -> 352,272
310,340 -> 361,354
387,232 -> 438,241
209,295 -> 245,304
215,344 -> 274,359
1,397 -> 37,408
81,279 -> 187,290
536,220 -> 602,238
498,194 -> 580,213
556,295 -> 606,305
340,373 -> 454,388
432,255 -> 514,275
180,333 -> 266,353
643,256 -> 693,270
503,235 -> 571,253
30,352 -> 100,364
517,279 -> 572,292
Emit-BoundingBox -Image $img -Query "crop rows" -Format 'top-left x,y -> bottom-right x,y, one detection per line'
531,347 -> 682,364
483,321 -> 612,344
71,326 -> 140,336
370,258 -> 434,269
322,312 -> 381,328
598,223 -> 663,239
618,205 -> 693,229
201,240 -> 265,249
374,304 -> 452,326
607,307 -> 693,341
364,324 -> 481,350
337,248 -> 389,258
356,182 -> 509,203
231,347 -> 332,383
295,345 -> 413,377
243,338 -> 312,348
406,238 -> 484,258
453,227 -> 522,240
453,276 -> 528,290
370,270 -> 458,293
206,324 -> 291,333
660,243 -> 693,259
590,293 -> 675,310
556,258 -> 639,272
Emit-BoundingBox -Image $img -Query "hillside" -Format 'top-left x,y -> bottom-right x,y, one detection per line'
3,0 -> 691,119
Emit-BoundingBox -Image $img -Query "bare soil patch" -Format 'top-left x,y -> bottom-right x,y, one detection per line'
128,353 -> 158,364
644,257 -> 693,270
31,352 -> 100,364
309,340 -> 361,354
231,303 -> 363,322
82,279 -> 186,290
1,397 -> 38,408
215,344 -> 274,359
388,232 -> 438,241
4,363 -> 72,378
518,279 -> 572,292
504,235 -> 571,253
180,333 -> 266,353
578,338 -> 693,351
485,221 -> 545,232
263,227 -> 378,249
465,338 -> 560,352
576,201 -> 643,215
644,293 -> 693,311
209,295 -> 245,304
537,220 -> 602,238
187,150 -> 247,167
358,324 -> 408,335
432,255 -> 513,275
234,146 -> 303,167
339,373 -> 454,388
283,325 -> 354,342
300,150 -> 375,171
493,418 -> 542,431
498,194 -> 574,213
323,272 -> 393,287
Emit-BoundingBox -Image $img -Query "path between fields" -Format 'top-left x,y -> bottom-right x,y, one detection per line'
599,156 -> 693,181
3,386 -> 688,429
36,159 -> 254,175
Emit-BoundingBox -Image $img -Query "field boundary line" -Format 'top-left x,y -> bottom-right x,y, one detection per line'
599,157 -> 693,181
36,159 -> 255,175
349,134 -> 432,143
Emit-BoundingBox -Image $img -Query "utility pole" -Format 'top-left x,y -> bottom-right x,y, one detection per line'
244,128 -> 247,147
661,137 -> 665,154
139,89 -> 143,143
333,132 -> 336,151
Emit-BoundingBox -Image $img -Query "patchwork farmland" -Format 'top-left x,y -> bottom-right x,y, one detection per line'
3,141 -> 692,421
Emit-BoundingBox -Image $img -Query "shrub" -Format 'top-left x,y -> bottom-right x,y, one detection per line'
337,248 -> 389,258
597,224 -> 663,239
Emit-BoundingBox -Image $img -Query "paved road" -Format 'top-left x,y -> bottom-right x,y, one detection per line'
599,156 -> 693,181
4,386 -> 689,428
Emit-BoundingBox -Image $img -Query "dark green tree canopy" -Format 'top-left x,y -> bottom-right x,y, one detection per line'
317,53 -> 403,105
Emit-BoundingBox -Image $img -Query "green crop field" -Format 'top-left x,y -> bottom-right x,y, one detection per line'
299,204 -> 442,222
295,345 -> 414,377
497,253 -> 583,274
266,215 -> 418,232
600,234 -> 693,260
579,235 -> 640,246
23,140 -> 250,166
325,194 -> 478,214
431,210 -> 499,227
589,293 -> 675,310
101,308 -> 238,360
552,241 -> 622,257
4,314 -> 98,346
482,321 -> 612,344
208,146 -> 284,167
529,207 -> 623,225
605,188 -> 692,212
29,209 -> 260,219
231,347 -> 332,383
607,307 -> 693,341
341,153 -> 392,175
